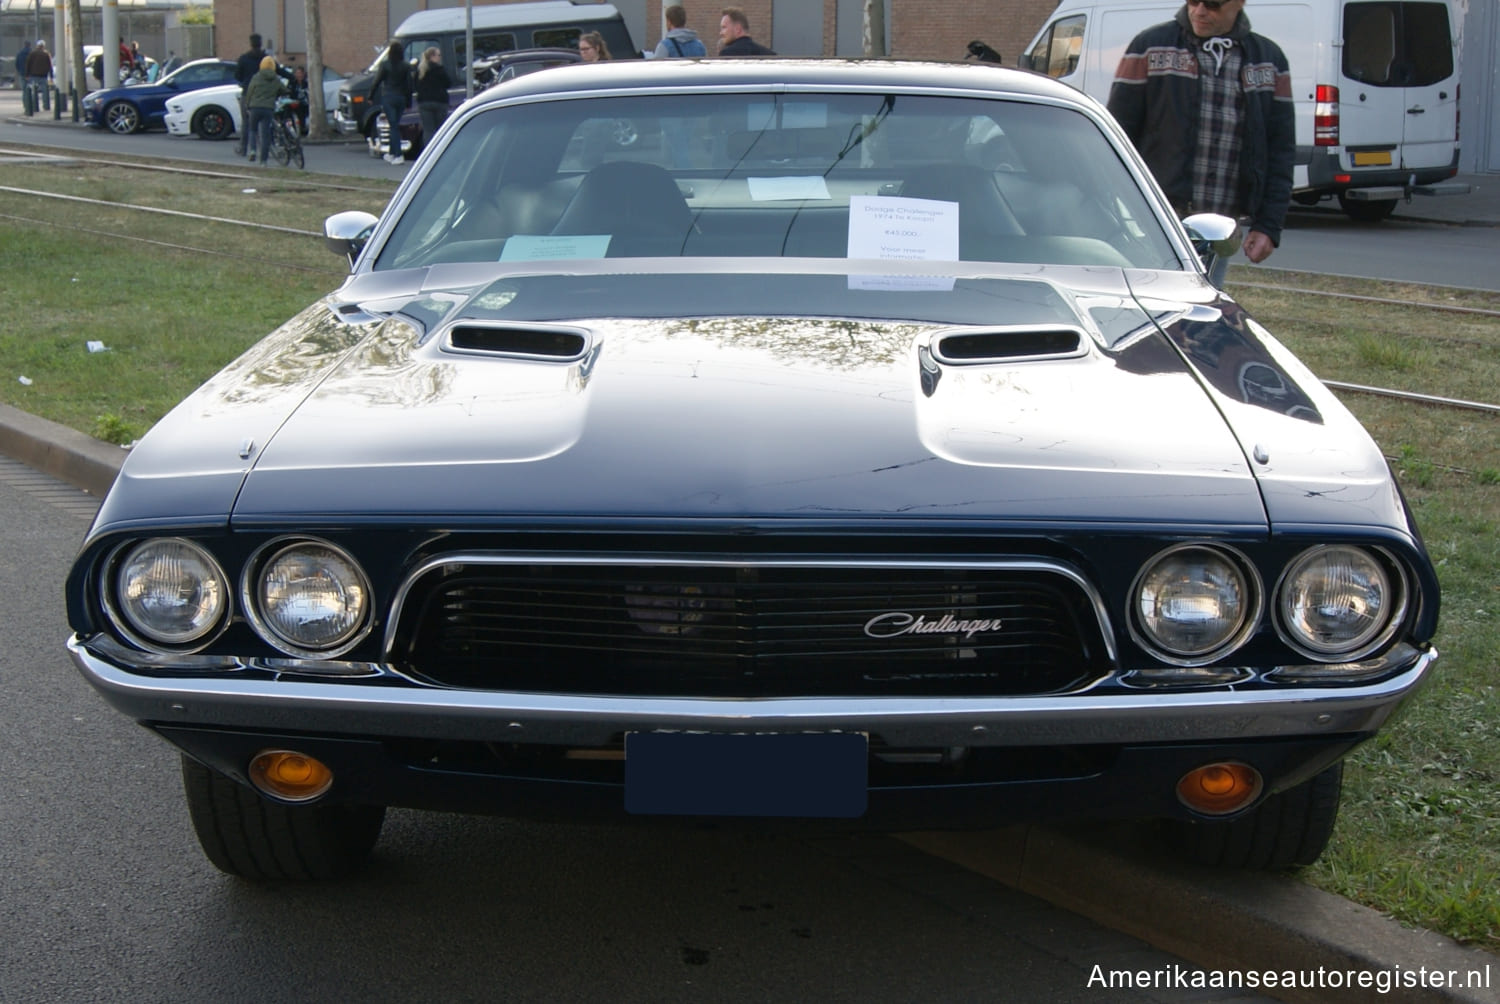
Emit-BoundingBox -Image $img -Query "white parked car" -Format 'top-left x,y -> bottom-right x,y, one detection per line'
163,68 -> 347,140
164,82 -> 241,140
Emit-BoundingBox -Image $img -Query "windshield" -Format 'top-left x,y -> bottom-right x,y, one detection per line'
375,91 -> 1180,272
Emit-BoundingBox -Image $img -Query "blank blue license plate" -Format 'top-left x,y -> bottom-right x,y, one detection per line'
625,732 -> 868,818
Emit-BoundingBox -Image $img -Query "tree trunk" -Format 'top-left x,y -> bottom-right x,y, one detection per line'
304,0 -> 330,141
66,0 -> 87,101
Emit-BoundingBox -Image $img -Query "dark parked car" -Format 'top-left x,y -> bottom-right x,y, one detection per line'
67,59 -> 1440,881
372,47 -> 580,159
82,58 -> 238,134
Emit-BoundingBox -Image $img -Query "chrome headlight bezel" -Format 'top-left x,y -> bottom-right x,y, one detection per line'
1273,545 -> 1408,662
240,537 -> 374,659
1129,543 -> 1263,667
102,537 -> 232,653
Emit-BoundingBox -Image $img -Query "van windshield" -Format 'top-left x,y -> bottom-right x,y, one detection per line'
1342,1 -> 1453,87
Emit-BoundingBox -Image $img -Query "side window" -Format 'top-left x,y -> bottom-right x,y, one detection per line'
1025,16 -> 1085,78
466,32 -> 517,67
534,27 -> 583,49
1343,2 -> 1452,87
403,37 -> 442,70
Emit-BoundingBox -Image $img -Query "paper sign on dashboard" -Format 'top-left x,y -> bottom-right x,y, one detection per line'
500,234 -> 613,261
847,196 -> 959,261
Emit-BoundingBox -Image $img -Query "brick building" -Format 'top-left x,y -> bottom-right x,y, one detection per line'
213,1 -> 1055,80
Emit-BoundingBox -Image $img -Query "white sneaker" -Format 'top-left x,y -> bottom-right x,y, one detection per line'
384,153 -> 404,164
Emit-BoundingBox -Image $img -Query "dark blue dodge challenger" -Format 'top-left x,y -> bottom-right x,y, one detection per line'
66,59 -> 1439,879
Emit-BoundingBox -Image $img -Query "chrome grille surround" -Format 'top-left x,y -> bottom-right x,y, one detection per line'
384,555 -> 1119,698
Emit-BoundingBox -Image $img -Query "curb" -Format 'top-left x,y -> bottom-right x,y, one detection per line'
3,404 -> 1498,1000
902,825 -> 1498,1004
0,402 -> 122,498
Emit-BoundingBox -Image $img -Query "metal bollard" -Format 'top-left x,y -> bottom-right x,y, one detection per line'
54,85 -> 64,119
21,81 -> 33,116
71,85 -> 80,122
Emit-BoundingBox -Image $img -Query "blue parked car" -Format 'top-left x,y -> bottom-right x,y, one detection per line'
82,58 -> 238,134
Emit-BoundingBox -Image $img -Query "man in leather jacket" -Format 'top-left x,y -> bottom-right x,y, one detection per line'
1107,0 -> 1293,284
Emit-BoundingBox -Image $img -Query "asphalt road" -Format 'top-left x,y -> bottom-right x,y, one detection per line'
1264,209 -> 1500,292
1,460 -> 1286,1002
4,96 -> 1499,291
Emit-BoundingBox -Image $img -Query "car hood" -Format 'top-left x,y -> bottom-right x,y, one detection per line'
97,268 -> 1395,532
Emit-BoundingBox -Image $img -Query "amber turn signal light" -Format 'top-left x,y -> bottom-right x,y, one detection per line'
1176,762 -> 1263,815
249,749 -> 334,802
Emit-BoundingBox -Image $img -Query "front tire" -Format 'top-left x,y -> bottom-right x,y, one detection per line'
1338,193 -> 1398,222
1171,762 -> 1343,870
192,105 -> 233,141
180,754 -> 385,881
104,100 -> 141,134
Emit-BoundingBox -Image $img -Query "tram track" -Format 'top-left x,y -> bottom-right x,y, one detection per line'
2,160 -> 1497,416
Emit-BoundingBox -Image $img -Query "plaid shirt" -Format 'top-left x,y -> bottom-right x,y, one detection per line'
1192,40 -> 1245,217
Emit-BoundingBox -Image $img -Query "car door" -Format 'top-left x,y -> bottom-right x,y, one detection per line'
1339,0 -> 1459,171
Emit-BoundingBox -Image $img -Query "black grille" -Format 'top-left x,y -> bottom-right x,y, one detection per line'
394,563 -> 1111,697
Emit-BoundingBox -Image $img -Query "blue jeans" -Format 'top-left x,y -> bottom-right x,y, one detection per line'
246,106 -> 274,163
381,96 -> 406,159
27,76 -> 50,110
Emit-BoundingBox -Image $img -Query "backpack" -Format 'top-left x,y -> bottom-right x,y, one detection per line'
666,35 -> 706,58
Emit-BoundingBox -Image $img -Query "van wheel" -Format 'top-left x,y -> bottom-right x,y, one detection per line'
1169,762 -> 1342,870
1338,194 -> 1398,222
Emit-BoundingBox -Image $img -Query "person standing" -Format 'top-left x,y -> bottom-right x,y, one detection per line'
368,41 -> 412,164
717,8 -> 775,56
15,40 -> 31,90
578,31 -> 611,61
653,5 -> 707,58
1106,0 -> 1293,286
233,33 -> 266,157
244,55 -> 287,166
24,40 -> 52,112
414,46 -> 453,153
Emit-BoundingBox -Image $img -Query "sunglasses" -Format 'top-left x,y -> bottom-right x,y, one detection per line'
1187,0 -> 1235,9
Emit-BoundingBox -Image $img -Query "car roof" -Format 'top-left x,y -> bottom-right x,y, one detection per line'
474,58 -> 1092,107
396,1 -> 622,35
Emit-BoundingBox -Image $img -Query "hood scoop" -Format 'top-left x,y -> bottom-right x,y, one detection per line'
931,325 -> 1086,365
447,322 -> 592,361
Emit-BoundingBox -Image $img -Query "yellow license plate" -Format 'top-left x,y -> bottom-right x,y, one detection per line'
1352,151 -> 1393,166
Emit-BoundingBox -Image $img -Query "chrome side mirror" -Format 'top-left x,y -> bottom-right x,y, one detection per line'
1181,212 -> 1241,272
324,211 -> 380,269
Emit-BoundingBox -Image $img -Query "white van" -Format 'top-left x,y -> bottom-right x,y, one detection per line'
1019,0 -> 1467,221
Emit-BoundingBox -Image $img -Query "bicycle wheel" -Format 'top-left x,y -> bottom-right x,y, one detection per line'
287,129 -> 305,170
270,124 -> 290,166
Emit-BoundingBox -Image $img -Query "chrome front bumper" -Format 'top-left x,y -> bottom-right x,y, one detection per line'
69,634 -> 1437,749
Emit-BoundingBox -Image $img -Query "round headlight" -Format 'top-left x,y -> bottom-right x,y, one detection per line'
1277,546 -> 1402,660
249,540 -> 371,656
111,538 -> 228,648
1132,545 -> 1259,665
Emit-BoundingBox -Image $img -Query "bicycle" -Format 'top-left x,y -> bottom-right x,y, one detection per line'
268,98 -> 305,170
